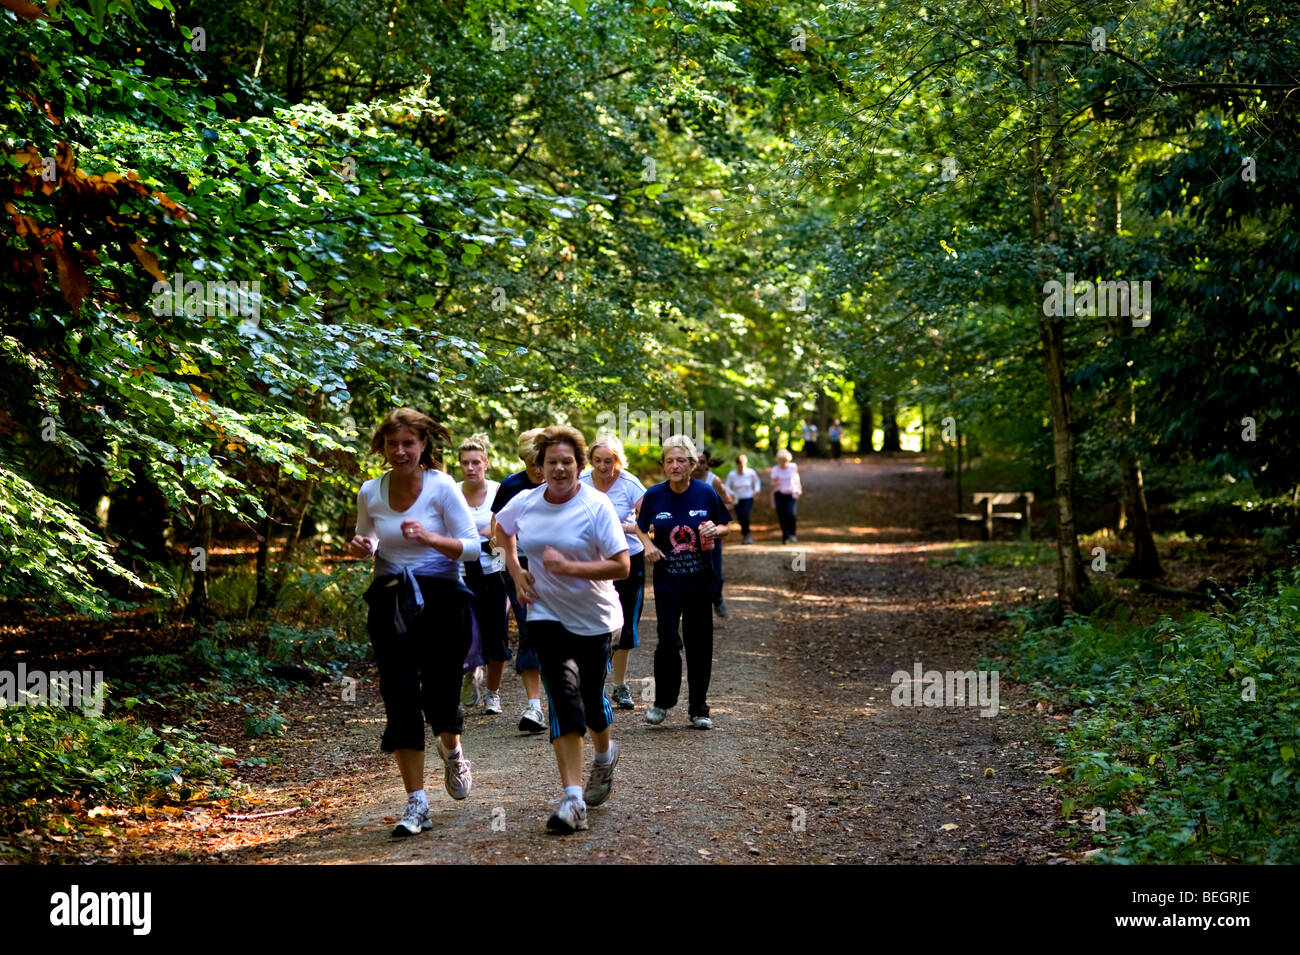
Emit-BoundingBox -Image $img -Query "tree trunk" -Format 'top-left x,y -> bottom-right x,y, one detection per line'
1099,152 -> 1163,578
188,501 -> 212,621
1119,457 -> 1162,578
1026,0 -> 1089,613
854,382 -> 873,453
815,388 -> 836,455
252,0 -> 277,79
881,395 -> 901,452
254,511 -> 274,610
954,424 -> 964,513
271,391 -> 325,593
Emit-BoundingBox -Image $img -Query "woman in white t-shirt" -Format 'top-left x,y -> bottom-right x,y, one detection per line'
496,426 -> 630,834
348,408 -> 483,838
769,448 -> 803,544
724,453 -> 761,544
457,433 -> 507,716
580,432 -> 650,711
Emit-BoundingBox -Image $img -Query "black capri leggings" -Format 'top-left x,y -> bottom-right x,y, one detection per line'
464,561 -> 511,663
530,619 -> 614,742
365,575 -> 473,751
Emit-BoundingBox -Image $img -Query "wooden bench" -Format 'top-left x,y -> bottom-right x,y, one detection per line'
955,492 -> 1034,540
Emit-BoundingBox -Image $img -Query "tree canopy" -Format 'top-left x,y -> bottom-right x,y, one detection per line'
2,0 -> 1296,615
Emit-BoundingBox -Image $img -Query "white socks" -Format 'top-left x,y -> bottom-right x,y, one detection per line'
408,789 -> 427,806
564,785 -> 584,802
592,746 -> 614,766
528,698 -> 542,709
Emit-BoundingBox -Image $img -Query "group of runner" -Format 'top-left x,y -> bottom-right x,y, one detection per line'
348,408 -> 803,836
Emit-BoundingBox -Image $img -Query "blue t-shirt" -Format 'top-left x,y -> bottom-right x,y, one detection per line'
637,479 -> 730,596
491,470 -> 540,569
491,470 -> 540,512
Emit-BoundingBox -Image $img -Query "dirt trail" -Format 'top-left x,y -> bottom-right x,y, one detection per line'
170,455 -> 1071,864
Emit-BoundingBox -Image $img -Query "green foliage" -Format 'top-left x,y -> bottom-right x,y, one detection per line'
266,622 -> 368,672
275,558 -> 372,642
242,709 -> 288,739
1002,570 -> 1300,863
0,705 -> 233,817
928,540 -> 1057,570
0,456 -> 152,615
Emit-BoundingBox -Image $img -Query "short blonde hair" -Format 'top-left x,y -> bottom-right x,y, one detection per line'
534,425 -> 587,469
589,432 -> 627,468
775,448 -> 793,464
660,433 -> 699,466
458,432 -> 491,459
517,428 -> 545,465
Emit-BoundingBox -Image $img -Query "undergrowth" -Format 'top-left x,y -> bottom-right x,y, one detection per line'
994,567 -> 1300,863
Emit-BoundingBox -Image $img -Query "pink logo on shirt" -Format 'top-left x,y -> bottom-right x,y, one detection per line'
669,524 -> 698,554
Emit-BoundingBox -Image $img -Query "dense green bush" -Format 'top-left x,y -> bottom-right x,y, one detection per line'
0,704 -> 233,819
998,570 -> 1300,863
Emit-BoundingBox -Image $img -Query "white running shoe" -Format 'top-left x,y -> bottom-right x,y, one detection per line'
546,794 -> 589,834
436,740 -> 472,800
584,741 -> 620,807
644,705 -> 667,725
518,703 -> 546,734
690,715 -> 714,730
483,690 -> 502,715
392,798 -> 431,837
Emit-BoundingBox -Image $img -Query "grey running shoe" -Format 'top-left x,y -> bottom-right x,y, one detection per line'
392,798 -> 431,837
787,535 -> 798,544
584,741 -> 620,807
436,740 -> 472,800
518,703 -> 546,734
644,705 -> 667,725
610,683 -> 635,709
715,599 -> 728,617
483,690 -> 502,715
743,533 -> 754,545
690,715 -> 714,730
546,794 -> 589,834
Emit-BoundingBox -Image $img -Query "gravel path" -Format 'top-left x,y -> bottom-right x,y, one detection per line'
199,455 -> 1071,864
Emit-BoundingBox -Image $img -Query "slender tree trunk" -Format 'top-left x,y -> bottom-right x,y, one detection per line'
954,424 -> 964,513
253,0 -> 277,79
188,501 -> 212,621
1098,155 -> 1163,578
1026,0 -> 1088,613
272,392 -> 325,593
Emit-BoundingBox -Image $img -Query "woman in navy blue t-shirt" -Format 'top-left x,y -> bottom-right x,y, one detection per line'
637,434 -> 731,729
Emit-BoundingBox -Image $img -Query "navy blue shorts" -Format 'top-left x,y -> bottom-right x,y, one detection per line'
530,620 -> 614,741
612,551 -> 645,650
